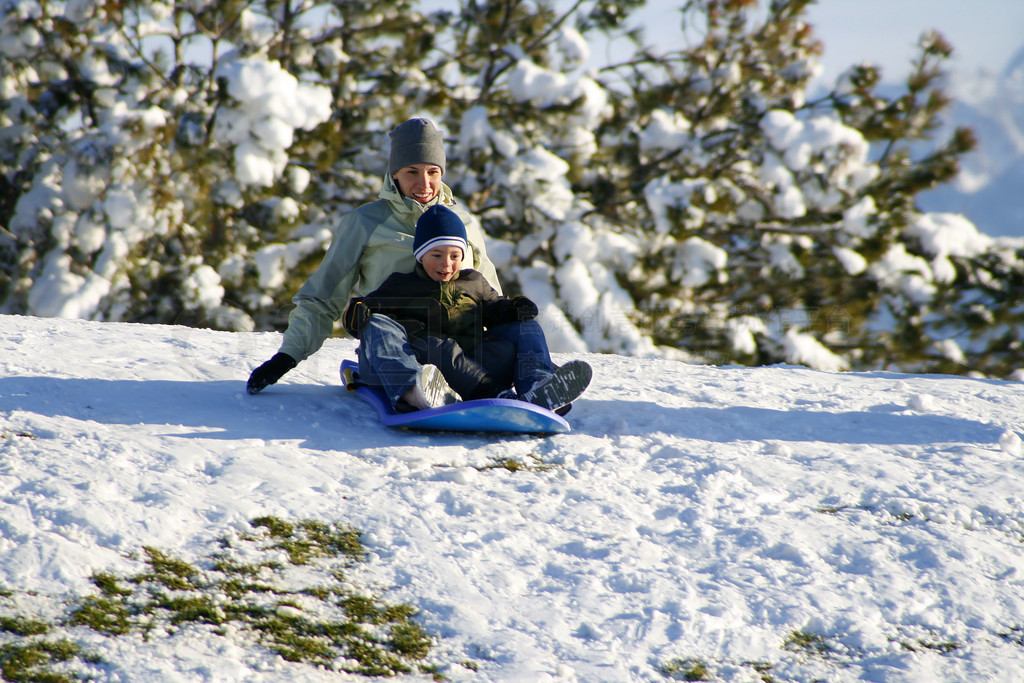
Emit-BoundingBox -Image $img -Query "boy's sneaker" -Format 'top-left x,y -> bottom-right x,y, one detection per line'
406,364 -> 460,411
520,360 -> 592,412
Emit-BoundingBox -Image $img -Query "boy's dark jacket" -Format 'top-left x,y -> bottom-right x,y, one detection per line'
343,265 -> 534,351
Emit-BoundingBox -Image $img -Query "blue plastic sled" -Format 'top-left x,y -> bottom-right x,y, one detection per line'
340,360 -> 570,434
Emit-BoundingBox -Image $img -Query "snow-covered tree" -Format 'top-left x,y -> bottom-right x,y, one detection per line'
0,0 -> 421,329
431,0 -> 1024,376
2,0 -> 1022,378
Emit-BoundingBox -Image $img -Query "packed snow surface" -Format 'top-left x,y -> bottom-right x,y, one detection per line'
2,314 -> 1024,681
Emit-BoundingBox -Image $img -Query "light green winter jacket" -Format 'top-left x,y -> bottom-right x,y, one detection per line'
278,175 -> 502,362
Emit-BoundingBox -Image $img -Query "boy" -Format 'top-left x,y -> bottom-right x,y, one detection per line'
344,205 -> 591,413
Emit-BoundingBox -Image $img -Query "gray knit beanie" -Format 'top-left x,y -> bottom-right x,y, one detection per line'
388,118 -> 446,176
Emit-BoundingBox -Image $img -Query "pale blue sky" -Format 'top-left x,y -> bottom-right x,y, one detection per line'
803,0 -> 1024,81
422,1 -> 1024,84
627,0 -> 1024,82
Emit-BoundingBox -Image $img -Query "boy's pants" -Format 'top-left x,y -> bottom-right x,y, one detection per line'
355,314 -> 556,408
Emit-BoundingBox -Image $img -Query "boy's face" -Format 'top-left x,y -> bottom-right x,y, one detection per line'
394,163 -> 443,204
420,246 -> 464,282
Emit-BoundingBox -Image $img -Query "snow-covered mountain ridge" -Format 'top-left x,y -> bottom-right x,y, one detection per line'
2,314 -> 1024,680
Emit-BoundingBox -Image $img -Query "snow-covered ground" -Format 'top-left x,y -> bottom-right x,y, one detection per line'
2,313 -> 1024,681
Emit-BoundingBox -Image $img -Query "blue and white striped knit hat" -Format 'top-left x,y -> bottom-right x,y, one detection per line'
413,205 -> 468,262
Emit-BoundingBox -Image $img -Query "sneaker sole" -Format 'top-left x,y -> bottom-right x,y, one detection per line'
523,360 -> 592,411
420,365 -> 459,408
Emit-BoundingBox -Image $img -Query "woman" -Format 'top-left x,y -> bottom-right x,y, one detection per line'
247,118 -> 501,394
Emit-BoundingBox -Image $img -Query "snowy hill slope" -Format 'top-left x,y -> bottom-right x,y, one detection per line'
2,314 -> 1024,681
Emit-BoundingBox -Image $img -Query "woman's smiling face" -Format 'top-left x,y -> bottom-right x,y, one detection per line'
394,164 -> 443,204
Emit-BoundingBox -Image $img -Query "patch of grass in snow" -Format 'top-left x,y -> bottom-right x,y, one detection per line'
246,516 -> 365,566
816,501 -> 1024,544
1000,625 -> 1024,646
431,453 -> 557,473
658,657 -> 779,682
814,503 -> 912,521
0,517 -> 439,680
662,626 -> 973,681
0,638 -> 97,683
476,453 -> 557,472
0,608 -> 98,682
743,659 -> 776,682
815,504 -> 857,515
900,637 -> 961,653
782,629 -> 837,658
658,656 -> 711,680
0,430 -> 34,440
0,618 -> 50,637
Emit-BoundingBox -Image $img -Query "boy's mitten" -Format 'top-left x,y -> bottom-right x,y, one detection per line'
484,296 -> 539,326
343,299 -> 373,337
246,353 -> 297,394
510,296 -> 539,320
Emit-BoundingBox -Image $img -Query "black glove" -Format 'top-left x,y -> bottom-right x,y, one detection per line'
484,296 -> 539,327
343,299 -> 373,337
510,296 -> 538,321
246,353 -> 297,394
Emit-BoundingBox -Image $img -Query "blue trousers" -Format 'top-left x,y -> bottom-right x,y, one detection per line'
356,314 -> 556,408
486,317 -> 557,394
